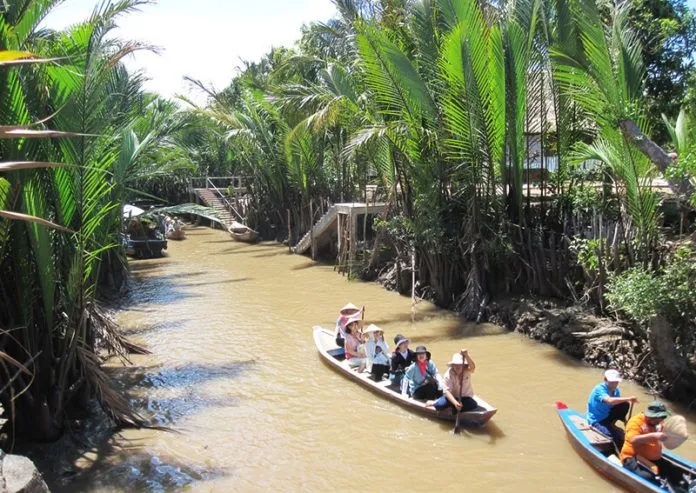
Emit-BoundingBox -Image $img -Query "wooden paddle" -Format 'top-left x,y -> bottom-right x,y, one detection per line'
453,349 -> 467,434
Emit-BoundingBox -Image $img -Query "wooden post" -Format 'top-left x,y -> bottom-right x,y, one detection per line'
287,209 -> 292,253
350,210 -> 357,265
411,243 -> 416,322
337,212 -> 343,253
310,200 -> 316,260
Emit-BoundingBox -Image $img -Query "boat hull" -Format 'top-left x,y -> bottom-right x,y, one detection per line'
166,229 -> 186,240
121,235 -> 167,258
556,404 -> 696,492
230,230 -> 258,242
313,327 -> 496,426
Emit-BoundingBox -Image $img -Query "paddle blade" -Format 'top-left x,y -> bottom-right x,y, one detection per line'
663,415 -> 688,450
555,401 -> 568,410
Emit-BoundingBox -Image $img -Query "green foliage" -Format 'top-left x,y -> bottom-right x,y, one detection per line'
625,0 -> 696,142
606,264 -> 665,319
0,0 -> 163,438
606,246 -> 696,327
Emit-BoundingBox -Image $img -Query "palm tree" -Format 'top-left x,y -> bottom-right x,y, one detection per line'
0,0 -> 150,440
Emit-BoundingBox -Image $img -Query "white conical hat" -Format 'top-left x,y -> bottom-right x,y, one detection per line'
340,303 -> 361,313
363,324 -> 383,333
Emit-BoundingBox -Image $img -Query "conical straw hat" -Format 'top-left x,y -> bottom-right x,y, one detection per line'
663,415 -> 688,450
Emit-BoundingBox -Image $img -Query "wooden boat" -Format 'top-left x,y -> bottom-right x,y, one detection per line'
556,402 -> 696,492
313,327 -> 497,426
121,234 -> 167,258
166,228 -> 186,240
228,221 -> 258,243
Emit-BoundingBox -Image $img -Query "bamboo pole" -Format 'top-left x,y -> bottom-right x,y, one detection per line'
411,243 -> 416,323
287,209 -> 292,253
310,200 -> 316,260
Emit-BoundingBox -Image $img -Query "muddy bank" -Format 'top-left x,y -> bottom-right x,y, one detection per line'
375,260 -> 695,407
485,297 -> 659,385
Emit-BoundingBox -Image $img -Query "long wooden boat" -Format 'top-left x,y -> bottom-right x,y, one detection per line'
228,221 -> 258,243
556,402 -> 696,492
313,327 -> 496,426
166,228 -> 186,240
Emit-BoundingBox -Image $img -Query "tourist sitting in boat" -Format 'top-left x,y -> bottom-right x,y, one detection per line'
344,315 -> 366,372
425,350 -> 477,413
364,324 -> 390,381
390,334 -> 415,388
587,369 -> 638,448
402,346 -> 443,400
620,400 -> 685,490
335,303 -> 361,348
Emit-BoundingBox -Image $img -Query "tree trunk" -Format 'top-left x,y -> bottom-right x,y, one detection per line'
619,120 -> 695,200
648,316 -> 696,402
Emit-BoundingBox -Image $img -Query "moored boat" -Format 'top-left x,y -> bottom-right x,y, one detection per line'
555,402 -> 696,492
228,221 -> 258,243
121,234 -> 167,258
313,326 -> 496,426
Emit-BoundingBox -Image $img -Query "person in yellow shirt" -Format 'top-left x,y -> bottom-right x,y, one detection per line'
621,401 -> 685,490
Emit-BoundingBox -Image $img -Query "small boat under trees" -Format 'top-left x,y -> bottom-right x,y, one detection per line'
229,221 -> 259,243
555,402 -> 696,492
313,327 -> 497,426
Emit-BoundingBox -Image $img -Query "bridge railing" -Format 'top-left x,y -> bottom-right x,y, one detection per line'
189,176 -> 247,192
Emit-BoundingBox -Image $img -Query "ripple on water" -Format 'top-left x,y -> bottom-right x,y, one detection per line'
76,227 -> 696,493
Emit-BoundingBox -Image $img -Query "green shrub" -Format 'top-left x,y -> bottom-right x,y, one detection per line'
606,246 -> 696,331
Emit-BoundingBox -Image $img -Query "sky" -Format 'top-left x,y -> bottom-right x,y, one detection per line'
44,0 -> 338,102
42,0 -> 696,102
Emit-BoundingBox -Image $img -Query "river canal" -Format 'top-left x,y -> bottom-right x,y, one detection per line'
65,226 -> 696,492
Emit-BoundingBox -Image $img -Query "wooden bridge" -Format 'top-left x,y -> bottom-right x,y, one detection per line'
189,176 -> 247,230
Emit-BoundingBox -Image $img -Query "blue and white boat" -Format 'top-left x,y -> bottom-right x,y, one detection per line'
556,402 -> 696,492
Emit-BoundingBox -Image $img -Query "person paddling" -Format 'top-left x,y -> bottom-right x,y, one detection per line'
425,349 -> 477,413
587,369 -> 638,448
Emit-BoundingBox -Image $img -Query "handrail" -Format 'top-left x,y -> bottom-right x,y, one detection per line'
189,176 -> 247,190
206,177 -> 245,222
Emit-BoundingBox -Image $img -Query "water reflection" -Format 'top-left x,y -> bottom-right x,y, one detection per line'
54,226 -> 696,492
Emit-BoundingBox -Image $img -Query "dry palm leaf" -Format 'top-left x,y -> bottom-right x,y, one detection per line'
663,415 -> 688,450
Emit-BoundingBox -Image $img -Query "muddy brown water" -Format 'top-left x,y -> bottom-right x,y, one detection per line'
66,226 -> 696,492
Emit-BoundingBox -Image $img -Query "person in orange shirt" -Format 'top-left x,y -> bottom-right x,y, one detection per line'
621,401 -> 685,490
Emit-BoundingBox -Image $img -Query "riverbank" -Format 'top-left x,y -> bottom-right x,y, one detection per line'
371,255 -> 694,407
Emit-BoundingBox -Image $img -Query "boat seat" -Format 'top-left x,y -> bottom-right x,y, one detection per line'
569,415 -> 613,450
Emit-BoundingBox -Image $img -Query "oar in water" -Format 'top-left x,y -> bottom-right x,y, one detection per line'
453,349 -> 467,434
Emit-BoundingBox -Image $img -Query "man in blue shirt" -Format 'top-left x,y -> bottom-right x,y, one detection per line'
587,369 -> 638,448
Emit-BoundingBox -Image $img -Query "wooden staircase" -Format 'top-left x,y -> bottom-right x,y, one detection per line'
192,188 -> 240,230
292,206 -> 338,254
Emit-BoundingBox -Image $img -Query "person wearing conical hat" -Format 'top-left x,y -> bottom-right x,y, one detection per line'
334,303 -> 362,348
425,349 -> 477,413
364,325 -> 390,381
620,400 -> 685,489
343,312 -> 366,373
